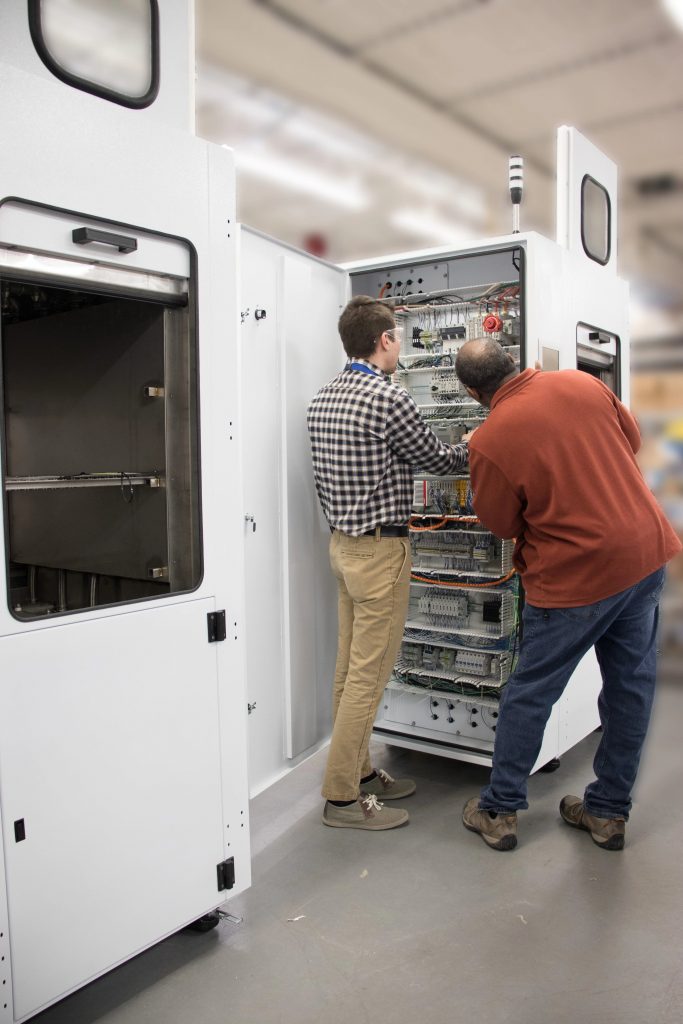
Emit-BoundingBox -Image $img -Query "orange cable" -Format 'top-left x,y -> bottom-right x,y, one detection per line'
409,515 -> 479,530
410,570 -> 517,589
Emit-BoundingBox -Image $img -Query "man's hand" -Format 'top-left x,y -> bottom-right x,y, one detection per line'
461,427 -> 479,443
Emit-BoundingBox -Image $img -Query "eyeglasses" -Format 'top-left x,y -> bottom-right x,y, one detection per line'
385,326 -> 404,342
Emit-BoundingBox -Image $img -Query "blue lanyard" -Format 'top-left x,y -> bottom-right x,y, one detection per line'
349,361 -> 380,376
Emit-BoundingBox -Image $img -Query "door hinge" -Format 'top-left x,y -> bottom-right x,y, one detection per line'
217,856 -> 235,892
207,610 -> 227,643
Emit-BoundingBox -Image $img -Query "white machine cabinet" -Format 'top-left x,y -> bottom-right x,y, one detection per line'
0,4 -> 249,1021
0,1 -> 630,1016
240,126 -> 629,787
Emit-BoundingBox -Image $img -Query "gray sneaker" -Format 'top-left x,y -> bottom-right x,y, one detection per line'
560,795 -> 625,850
462,796 -> 518,851
361,768 -> 416,800
322,793 -> 409,830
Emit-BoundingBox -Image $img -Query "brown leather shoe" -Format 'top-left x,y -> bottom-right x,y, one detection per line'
559,795 -> 625,851
462,796 -> 517,851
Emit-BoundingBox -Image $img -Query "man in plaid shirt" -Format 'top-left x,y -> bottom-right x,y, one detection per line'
307,296 -> 469,831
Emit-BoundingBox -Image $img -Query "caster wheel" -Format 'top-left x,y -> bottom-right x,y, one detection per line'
186,911 -> 220,933
539,757 -> 561,773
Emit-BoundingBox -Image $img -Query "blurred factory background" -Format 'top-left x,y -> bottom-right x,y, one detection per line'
195,0 -> 683,677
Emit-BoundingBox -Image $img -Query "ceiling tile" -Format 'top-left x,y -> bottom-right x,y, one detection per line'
266,0 -> 467,49
365,0 -> 669,104
454,38 -> 683,148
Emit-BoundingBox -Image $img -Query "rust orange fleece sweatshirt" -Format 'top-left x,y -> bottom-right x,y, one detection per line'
469,368 -> 681,607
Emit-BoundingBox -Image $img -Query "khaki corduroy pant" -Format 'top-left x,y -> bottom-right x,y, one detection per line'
321,529 -> 411,801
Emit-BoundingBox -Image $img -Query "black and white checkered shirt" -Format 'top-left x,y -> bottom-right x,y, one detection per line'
307,359 -> 469,536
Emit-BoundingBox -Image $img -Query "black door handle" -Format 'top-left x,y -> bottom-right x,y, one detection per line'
72,227 -> 138,254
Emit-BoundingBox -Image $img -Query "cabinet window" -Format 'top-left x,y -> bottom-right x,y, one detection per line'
29,0 -> 159,108
581,175 -> 611,266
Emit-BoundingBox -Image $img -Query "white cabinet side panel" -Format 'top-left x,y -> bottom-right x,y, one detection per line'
0,811 -> 13,1023
206,151 -> 251,886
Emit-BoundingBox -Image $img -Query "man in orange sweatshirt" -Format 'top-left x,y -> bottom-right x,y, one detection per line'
455,339 -> 681,852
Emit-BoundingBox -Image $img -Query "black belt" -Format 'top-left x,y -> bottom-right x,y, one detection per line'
361,525 -> 409,538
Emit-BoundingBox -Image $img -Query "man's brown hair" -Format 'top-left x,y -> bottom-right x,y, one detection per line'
338,296 -> 395,359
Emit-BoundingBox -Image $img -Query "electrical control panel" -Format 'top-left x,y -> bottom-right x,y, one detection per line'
343,215 -> 629,767
347,248 -> 522,759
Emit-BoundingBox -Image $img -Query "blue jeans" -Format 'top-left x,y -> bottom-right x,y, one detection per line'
479,567 -> 665,819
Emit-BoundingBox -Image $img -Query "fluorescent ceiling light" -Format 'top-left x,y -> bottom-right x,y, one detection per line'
391,207 -> 472,247
233,147 -> 370,211
661,0 -> 683,30
389,162 -> 487,225
282,117 -> 381,165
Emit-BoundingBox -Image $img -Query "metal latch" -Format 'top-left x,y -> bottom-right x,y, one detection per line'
216,857 -> 235,892
207,610 -> 227,643
244,514 -> 256,533
143,385 -> 165,398
148,566 -> 169,579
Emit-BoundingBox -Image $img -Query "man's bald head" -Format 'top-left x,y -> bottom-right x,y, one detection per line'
455,338 -> 517,405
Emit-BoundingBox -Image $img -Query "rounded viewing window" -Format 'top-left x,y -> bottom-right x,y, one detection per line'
29,0 -> 159,109
581,175 -> 611,266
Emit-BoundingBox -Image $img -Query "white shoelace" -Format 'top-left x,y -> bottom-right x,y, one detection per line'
360,793 -> 383,813
376,768 -> 395,786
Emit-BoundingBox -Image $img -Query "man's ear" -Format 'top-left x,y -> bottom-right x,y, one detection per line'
465,385 -> 482,404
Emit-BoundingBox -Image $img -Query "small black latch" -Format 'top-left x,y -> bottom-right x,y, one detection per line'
14,818 -> 26,842
217,857 -> 235,892
254,308 -> 267,320
207,610 -> 227,643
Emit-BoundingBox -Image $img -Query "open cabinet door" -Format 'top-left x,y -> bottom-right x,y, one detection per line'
239,228 -> 348,794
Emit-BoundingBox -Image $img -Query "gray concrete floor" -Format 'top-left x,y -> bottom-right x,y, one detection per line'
36,679 -> 683,1024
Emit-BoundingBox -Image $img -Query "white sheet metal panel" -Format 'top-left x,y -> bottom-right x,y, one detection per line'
281,253 -> 347,759
239,229 -> 288,794
559,650 -> 603,757
0,600 -> 224,1019
0,806 -> 13,1024
0,0 -> 194,133
239,228 -> 347,792
556,125 -> 618,272
0,10 -> 250,1020
0,70 -> 236,642
0,200 -> 191,280
205,147 -> 251,900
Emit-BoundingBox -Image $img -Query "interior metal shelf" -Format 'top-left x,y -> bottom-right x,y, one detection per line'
5,472 -> 163,491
